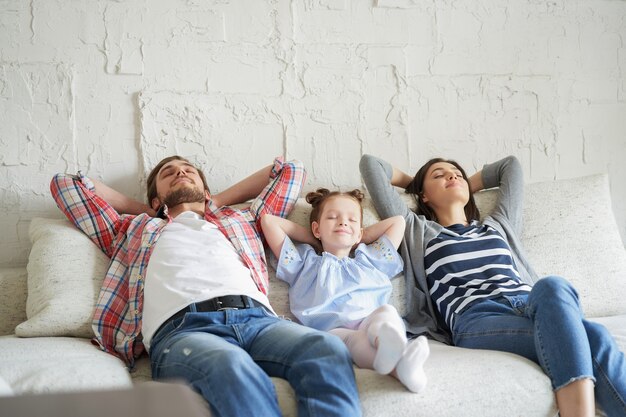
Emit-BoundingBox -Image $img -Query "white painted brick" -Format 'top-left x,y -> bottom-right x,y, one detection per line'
1,0 -> 626,266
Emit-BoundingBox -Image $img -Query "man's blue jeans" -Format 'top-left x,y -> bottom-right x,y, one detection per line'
149,306 -> 362,417
452,276 -> 626,417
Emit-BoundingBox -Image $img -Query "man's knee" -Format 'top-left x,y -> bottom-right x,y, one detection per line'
297,331 -> 352,361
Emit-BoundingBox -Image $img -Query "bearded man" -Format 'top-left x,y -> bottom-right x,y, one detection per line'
50,155 -> 361,417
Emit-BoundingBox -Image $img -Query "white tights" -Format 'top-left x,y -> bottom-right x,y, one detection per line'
329,304 -> 430,393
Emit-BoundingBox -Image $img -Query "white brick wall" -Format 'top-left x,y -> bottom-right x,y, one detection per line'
1,0 -> 625,266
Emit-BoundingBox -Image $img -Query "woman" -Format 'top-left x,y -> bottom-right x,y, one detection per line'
360,154 -> 626,417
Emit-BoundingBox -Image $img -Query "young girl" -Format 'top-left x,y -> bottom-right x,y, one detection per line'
261,188 -> 429,393
360,154 -> 626,417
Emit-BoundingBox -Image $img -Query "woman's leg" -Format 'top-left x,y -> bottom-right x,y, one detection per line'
526,277 -> 598,417
453,283 -> 596,417
527,277 -> 626,416
454,276 -> 625,417
582,318 -> 626,416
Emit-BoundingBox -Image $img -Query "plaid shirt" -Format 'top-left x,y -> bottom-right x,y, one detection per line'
50,157 -> 305,368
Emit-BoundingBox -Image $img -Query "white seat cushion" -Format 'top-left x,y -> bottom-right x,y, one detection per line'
0,336 -> 132,394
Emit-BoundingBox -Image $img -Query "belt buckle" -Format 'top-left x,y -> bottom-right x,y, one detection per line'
216,298 -> 239,312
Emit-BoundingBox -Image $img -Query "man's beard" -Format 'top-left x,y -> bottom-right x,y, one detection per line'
161,187 -> 206,208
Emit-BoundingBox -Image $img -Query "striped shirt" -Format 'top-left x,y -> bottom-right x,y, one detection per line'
424,222 -> 532,331
50,157 -> 305,368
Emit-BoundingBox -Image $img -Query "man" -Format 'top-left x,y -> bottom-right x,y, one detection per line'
51,156 -> 361,417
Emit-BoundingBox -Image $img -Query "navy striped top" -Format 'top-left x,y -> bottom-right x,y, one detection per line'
424,222 -> 532,331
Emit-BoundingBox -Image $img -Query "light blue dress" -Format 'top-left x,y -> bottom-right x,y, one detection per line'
277,235 -> 403,331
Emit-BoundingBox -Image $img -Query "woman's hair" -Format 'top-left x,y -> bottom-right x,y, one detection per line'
146,155 -> 210,204
405,158 -> 480,223
306,188 -> 365,225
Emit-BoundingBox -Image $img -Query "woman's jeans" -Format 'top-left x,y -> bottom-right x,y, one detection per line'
149,306 -> 361,417
452,276 -> 626,417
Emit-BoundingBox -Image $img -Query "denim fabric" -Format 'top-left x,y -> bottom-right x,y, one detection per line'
452,276 -> 626,417
149,306 -> 362,417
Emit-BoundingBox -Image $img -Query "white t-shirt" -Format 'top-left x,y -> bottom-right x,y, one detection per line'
142,211 -> 272,350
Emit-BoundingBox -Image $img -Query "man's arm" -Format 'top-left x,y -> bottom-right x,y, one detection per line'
211,164 -> 274,208
92,178 -> 156,216
249,157 -> 306,221
261,214 -> 319,258
50,173 -> 124,257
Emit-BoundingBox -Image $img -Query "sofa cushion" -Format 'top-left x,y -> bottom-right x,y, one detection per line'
469,174 -> 626,318
0,335 -> 132,394
0,376 -> 13,397
520,174 -> 626,318
241,341 -> 557,417
15,218 -> 108,338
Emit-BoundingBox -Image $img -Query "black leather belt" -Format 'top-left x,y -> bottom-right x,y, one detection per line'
154,295 -> 265,337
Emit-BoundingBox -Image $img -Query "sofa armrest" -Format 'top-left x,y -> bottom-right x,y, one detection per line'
0,268 -> 27,336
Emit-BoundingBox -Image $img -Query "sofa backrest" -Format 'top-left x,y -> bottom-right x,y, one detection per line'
1,173 -> 625,338
270,174 -> 626,320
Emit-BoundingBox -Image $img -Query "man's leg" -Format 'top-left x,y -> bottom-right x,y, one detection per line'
246,311 -> 362,417
149,316 -> 282,417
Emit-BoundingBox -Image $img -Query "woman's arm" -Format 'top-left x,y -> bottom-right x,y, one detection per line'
468,171 -> 485,194
391,167 -> 414,190
261,214 -> 319,258
359,155 -> 411,220
480,156 -> 524,234
361,215 -> 406,249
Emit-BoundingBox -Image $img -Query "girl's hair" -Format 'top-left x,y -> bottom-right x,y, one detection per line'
405,158 -> 480,223
305,188 -> 365,225
146,155 -> 210,204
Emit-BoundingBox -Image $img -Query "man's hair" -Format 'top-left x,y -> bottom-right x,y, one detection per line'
405,157 -> 480,223
146,155 -> 210,206
305,188 -> 365,226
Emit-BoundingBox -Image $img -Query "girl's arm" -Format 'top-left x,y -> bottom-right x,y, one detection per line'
361,215 -> 406,249
261,214 -> 319,258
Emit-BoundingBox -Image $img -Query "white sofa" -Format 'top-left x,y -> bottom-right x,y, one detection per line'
1,174 -> 625,417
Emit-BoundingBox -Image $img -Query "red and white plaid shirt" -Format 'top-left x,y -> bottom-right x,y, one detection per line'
50,157 -> 305,368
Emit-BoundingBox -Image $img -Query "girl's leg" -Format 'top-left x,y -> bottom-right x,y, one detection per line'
393,335 -> 430,393
330,305 -> 407,373
329,327 -> 377,370
360,304 -> 407,374
332,305 -> 430,393
361,305 -> 430,392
